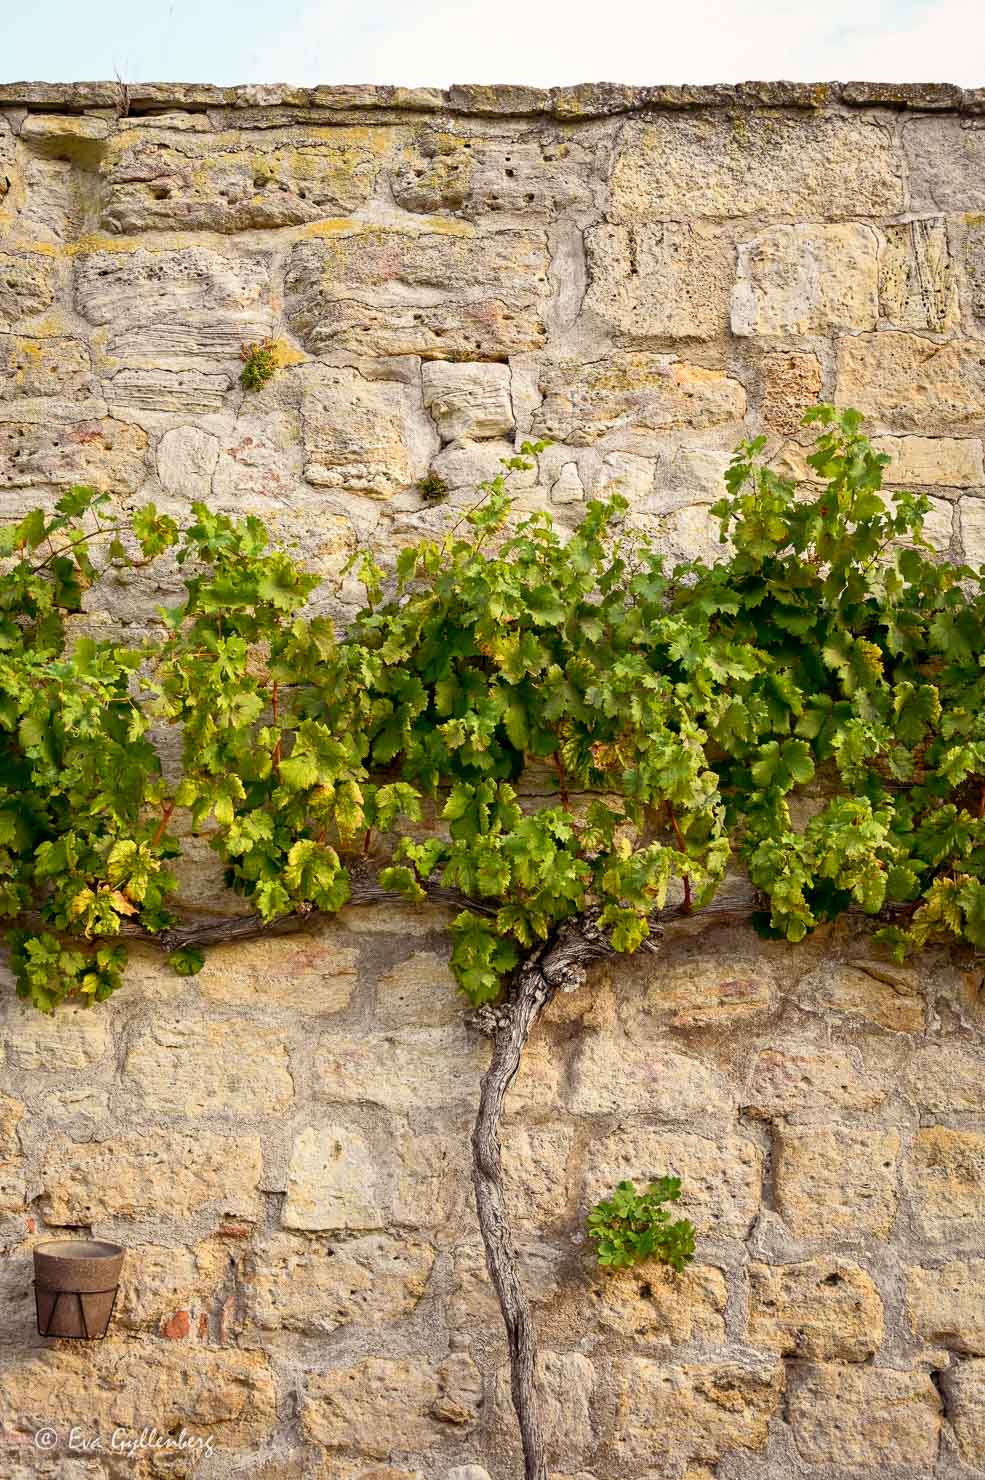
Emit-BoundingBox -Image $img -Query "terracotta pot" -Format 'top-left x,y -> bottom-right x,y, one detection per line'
33,1239 -> 125,1340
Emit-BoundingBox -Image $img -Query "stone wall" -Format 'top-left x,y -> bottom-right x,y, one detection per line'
1,79 -> 985,1480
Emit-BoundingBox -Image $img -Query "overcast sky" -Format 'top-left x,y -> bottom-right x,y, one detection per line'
2,0 -> 984,88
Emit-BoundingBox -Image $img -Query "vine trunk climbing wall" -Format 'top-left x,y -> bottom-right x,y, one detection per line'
1,78 -> 985,1478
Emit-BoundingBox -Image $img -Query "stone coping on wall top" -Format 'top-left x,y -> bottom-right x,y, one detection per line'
0,78 -> 983,118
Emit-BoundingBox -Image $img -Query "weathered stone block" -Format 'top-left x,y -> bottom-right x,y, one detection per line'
587,1128 -> 762,1240
945,1358 -> 985,1466
798,958 -> 925,1033
872,434 -> 984,487
761,351 -> 823,437
568,1030 -> 734,1118
492,1351 -> 594,1469
0,1162 -> 26,1211
196,932 -> 357,1013
104,365 -> 230,416
314,1027 -> 486,1109
211,408 -> 306,507
1,999 -> 111,1068
748,1258 -> 884,1360
503,1122 -> 573,1223
250,1231 -> 433,1333
156,423 -> 220,497
585,222 -> 733,340
391,126 -> 595,221
879,218 -> 958,330
788,1364 -> 940,1468
282,1124 -> 383,1231
375,951 -> 460,1028
906,1260 -> 985,1354
285,227 -> 549,359
123,1016 -> 294,1117
589,1263 -> 728,1348
967,218 -> 985,324
0,250 -> 56,328
0,1093 -> 23,1161
533,352 -> 746,450
610,114 -> 901,221
902,1042 -> 985,1112
635,949 -> 773,1027
0,415 -> 147,490
394,1128 -> 470,1227
905,116 -> 985,212
603,1358 -> 783,1469
100,126 -> 399,232
776,1124 -> 900,1238
116,1239 -> 226,1333
745,1044 -> 887,1116
732,224 -> 879,336
42,1130 -> 262,1222
301,1356 -> 479,1455
908,1126 -> 985,1241
421,361 -> 513,441
837,333 -> 985,435
301,365 -> 435,497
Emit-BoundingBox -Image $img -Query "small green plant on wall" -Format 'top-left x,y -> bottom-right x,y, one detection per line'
588,1178 -> 695,1272
239,339 -> 278,390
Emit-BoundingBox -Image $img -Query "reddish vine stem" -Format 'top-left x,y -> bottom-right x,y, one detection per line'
150,802 -> 175,849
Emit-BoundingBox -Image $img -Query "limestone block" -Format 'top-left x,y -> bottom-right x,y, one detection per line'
0,250 -> 57,331
0,1345 -> 277,1452
879,218 -> 958,330
197,932 -> 357,1014
797,959 -> 925,1033
116,1239 -> 227,1332
211,408 -> 305,506
533,353 -> 746,450
589,1263 -> 728,1348
902,1042 -> 985,1112
744,1045 -> 887,1116
391,126 -> 595,220
250,1231 -> 434,1333
748,1258 -> 884,1360
430,436 -> 533,492
906,1260 -> 985,1353
0,1162 -> 26,1211
596,449 -> 656,503
636,951 -> 773,1027
568,1030 -> 734,1119
603,1358 -> 783,1469
75,246 -> 271,367
282,1124 -> 384,1231
421,361 -> 513,441
42,1130 -> 263,1222
1,998 -> 111,1068
967,218 -> 985,323
104,365 -> 230,416
503,1123 -> 574,1223
787,1364 -> 940,1468
449,1237 -> 562,1333
908,1126 -> 985,1241
492,1351 -> 594,1469
376,951 -> 461,1029
157,424 -> 220,497
123,1016 -> 294,1117
285,228 -> 549,359
837,333 -> 985,435
0,415 -> 147,491
550,461 -> 585,504
905,115 -> 985,212
301,1356 -> 479,1455
585,222 -> 732,341
946,1358 -> 985,1466
872,434 -> 983,487
0,1093 -> 23,1159
610,113 -> 901,221
732,224 -> 879,336
301,365 -> 435,497
760,351 -> 824,437
775,1124 -> 900,1238
587,1128 -> 762,1240
394,1128 -> 470,1227
314,1026 -> 486,1109
100,126 -> 399,232
961,497 -> 985,566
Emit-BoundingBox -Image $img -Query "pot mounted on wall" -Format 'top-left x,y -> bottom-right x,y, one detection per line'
33,1239 -> 125,1340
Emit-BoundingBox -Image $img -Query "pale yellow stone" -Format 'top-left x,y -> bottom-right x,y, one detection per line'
611,113 -> 902,220
799,959 -> 925,1033
282,1124 -> 383,1231
42,1131 -> 262,1222
745,1045 -> 887,1116
116,1239 -> 228,1332
748,1259 -> 884,1360
375,951 -> 460,1028
0,1162 -> 27,1211
0,333 -> 93,401
872,434 -> 983,487
568,1030 -> 733,1119
902,1042 -> 985,1112
603,1358 -> 783,1469
837,333 -> 985,434
393,1127 -> 470,1228
587,1129 -> 762,1240
776,1124 -> 900,1239
196,932 -> 358,1014
314,1026 -> 486,1109
492,1352 -> 595,1469
534,353 -> 746,450
732,224 -> 878,336
590,1263 -> 728,1349
879,218 -> 958,331
301,1356 -> 479,1456
503,1122 -> 574,1224
908,1126 -> 985,1241
0,1092 -> 24,1160
906,1260 -> 985,1354
585,221 -> 732,340
947,1358 -> 985,1466
421,360 -> 513,441
960,497 -> 985,567
123,1015 -> 293,1117
301,364 -> 435,498
761,351 -> 824,437
638,953 -> 773,1028
0,1344 -> 277,1451
250,1231 -> 433,1334
1,999 -> 111,1069
0,249 -> 57,328
0,415 -> 147,492
788,1364 -> 940,1467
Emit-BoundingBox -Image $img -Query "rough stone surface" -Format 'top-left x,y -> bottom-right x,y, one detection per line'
1,85 -> 983,1480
